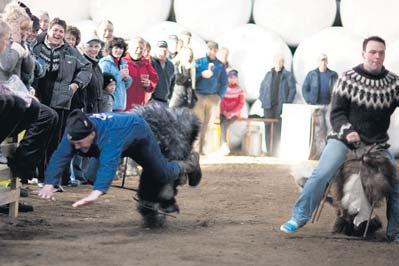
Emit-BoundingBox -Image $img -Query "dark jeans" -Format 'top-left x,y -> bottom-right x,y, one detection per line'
9,103 -> 58,181
0,95 -> 39,143
263,108 -> 281,156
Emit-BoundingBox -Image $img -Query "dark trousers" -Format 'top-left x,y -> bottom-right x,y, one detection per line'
37,108 -> 70,182
121,123 -> 180,203
220,114 -> 237,144
0,95 -> 39,143
263,108 -> 282,156
10,103 -> 58,181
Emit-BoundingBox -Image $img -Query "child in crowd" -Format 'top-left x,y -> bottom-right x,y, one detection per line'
100,72 -> 116,113
219,69 -> 245,155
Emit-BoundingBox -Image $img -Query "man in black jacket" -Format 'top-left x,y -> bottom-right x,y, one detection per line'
151,40 -> 175,105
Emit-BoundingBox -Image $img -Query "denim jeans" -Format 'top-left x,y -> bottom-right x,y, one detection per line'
291,138 -> 399,239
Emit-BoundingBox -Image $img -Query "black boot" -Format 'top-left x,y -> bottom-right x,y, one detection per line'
0,203 -> 33,214
178,152 -> 201,187
137,200 -> 165,228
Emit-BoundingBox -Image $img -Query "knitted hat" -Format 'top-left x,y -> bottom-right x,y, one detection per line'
66,109 -> 95,141
103,72 -> 116,89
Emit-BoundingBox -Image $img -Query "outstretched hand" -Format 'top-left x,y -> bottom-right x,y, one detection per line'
37,184 -> 55,201
72,190 -> 104,208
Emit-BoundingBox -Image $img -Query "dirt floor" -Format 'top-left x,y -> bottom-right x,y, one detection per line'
0,156 -> 398,266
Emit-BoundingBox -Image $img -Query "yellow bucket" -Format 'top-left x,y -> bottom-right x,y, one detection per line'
211,120 -> 221,151
0,179 -> 11,191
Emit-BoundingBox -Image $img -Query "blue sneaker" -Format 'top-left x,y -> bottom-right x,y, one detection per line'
280,220 -> 300,233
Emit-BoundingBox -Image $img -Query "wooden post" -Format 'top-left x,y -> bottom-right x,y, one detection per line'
0,143 -> 20,218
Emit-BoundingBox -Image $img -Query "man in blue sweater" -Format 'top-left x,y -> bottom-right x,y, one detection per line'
38,109 -> 201,227
193,41 -> 228,155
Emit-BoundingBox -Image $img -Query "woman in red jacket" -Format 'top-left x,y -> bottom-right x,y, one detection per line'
124,37 -> 159,111
219,69 -> 245,155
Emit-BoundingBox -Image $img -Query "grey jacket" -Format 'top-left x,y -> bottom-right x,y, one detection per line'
99,91 -> 114,113
31,33 -> 92,110
0,42 -> 35,84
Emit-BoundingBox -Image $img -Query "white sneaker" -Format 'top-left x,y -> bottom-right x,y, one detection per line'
28,178 -> 39,185
219,143 -> 230,156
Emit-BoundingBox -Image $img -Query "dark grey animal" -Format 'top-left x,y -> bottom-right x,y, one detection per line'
133,103 -> 201,161
331,143 -> 398,237
132,103 -> 201,220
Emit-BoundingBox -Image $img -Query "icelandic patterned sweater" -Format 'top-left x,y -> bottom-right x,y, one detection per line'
328,64 -> 399,145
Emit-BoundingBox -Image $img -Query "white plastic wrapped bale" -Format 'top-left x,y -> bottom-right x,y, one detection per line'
141,21 -> 208,60
383,39 -> 399,75
253,0 -> 337,47
227,102 -> 249,150
384,41 -> 399,156
70,20 -> 97,44
341,0 -> 399,42
293,84 -> 305,104
217,24 -> 292,101
174,0 -> 252,41
90,0 -> 172,39
23,0 -> 90,22
385,41 -> 399,157
388,109 -> 399,158
293,27 -> 362,101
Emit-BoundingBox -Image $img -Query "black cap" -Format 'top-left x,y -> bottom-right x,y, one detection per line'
157,40 -> 168,48
103,72 -> 116,89
66,110 -> 95,141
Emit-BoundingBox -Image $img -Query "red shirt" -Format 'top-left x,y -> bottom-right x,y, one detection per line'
123,53 -> 159,111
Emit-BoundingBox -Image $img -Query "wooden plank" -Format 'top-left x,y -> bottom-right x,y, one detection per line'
0,143 -> 20,218
9,190 -> 19,218
0,188 -> 20,205
0,165 -> 11,181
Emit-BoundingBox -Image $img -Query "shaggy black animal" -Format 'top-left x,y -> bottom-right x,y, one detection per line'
331,143 -> 398,237
133,103 -> 201,161
132,103 -> 201,227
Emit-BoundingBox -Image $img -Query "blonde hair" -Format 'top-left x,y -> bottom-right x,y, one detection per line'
178,46 -> 194,64
2,2 -> 31,30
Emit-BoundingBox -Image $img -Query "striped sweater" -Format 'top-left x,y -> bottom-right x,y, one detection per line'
220,84 -> 245,119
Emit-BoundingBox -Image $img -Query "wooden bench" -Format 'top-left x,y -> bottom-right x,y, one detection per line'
228,117 -> 279,155
0,143 -> 20,218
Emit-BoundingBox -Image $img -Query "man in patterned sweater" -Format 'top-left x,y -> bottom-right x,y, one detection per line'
280,36 -> 399,242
